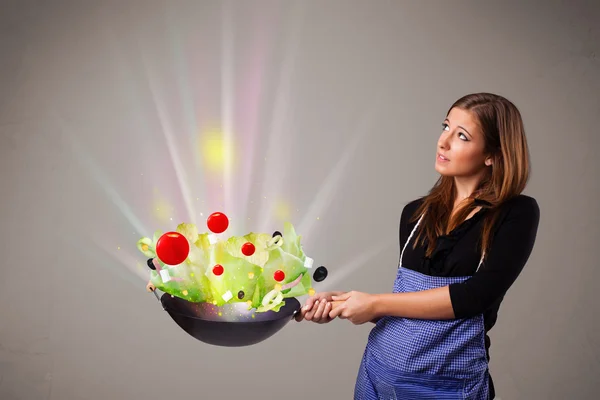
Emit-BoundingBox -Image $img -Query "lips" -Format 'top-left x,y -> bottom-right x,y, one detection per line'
438,153 -> 450,161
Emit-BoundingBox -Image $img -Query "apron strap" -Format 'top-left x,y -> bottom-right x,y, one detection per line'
399,214 -> 424,268
476,252 -> 485,272
399,212 -> 486,272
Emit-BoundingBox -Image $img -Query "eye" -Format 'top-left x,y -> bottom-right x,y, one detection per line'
442,123 -> 450,131
458,132 -> 469,141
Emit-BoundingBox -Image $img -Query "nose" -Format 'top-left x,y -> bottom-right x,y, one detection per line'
438,133 -> 450,150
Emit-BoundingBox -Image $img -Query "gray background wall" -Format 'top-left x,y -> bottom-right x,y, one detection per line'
1,0 -> 598,399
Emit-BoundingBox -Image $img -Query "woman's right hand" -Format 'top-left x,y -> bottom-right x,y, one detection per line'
294,291 -> 346,323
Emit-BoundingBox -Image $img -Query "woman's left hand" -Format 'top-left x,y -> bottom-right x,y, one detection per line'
329,291 -> 378,325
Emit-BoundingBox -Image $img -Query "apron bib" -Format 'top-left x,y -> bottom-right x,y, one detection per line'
355,215 -> 490,399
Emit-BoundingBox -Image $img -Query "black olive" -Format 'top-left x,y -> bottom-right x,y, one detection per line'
313,266 -> 328,282
272,231 -> 282,238
237,290 -> 245,299
146,258 -> 156,270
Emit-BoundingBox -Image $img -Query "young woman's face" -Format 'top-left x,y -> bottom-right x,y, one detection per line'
435,107 -> 491,177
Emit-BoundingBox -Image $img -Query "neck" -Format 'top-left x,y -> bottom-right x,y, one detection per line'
453,175 -> 482,204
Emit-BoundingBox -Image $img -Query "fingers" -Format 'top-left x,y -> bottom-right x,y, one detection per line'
304,299 -> 334,323
331,291 -> 352,301
302,295 -> 320,312
313,300 -> 332,323
328,303 -> 345,319
310,300 -> 325,320
296,292 -> 346,323
295,295 -> 319,322
330,300 -> 344,310
305,299 -> 325,321
321,302 -> 333,323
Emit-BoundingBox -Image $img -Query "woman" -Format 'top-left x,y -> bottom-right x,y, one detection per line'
295,92 -> 540,399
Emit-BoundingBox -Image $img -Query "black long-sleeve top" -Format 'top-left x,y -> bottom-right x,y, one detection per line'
398,194 -> 540,397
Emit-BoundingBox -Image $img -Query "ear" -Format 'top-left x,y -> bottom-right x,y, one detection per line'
485,157 -> 493,166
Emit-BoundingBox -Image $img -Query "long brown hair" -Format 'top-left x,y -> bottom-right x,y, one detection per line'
412,92 -> 531,258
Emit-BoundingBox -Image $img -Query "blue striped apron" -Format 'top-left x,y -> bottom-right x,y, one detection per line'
355,215 -> 490,399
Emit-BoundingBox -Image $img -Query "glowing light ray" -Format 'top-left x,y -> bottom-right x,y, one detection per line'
296,133 -> 359,239
297,92 -> 382,242
139,49 -> 198,227
296,128 -> 365,242
237,15 -> 271,233
165,9 -> 207,213
316,238 -> 395,292
67,228 -> 149,284
221,2 -> 236,232
56,115 -> 148,236
256,3 -> 305,233
93,236 -> 148,283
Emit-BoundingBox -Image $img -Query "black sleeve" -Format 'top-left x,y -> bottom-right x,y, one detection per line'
399,206 -> 410,253
448,196 -> 540,319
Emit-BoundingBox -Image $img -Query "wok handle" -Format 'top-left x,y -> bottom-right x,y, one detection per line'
146,281 -> 163,303
330,300 -> 344,309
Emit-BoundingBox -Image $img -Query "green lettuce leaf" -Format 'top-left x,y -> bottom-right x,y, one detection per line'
281,271 -> 312,299
269,300 -> 286,312
195,233 -> 213,250
149,262 -> 212,302
224,232 -> 271,267
256,289 -> 284,312
280,222 -> 306,260
176,223 -> 198,244
137,237 -> 156,258
260,246 -> 308,296
153,230 -> 163,245
256,299 -> 286,313
250,278 -> 265,309
204,241 -> 262,306
141,221 -> 314,312
136,229 -> 164,258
